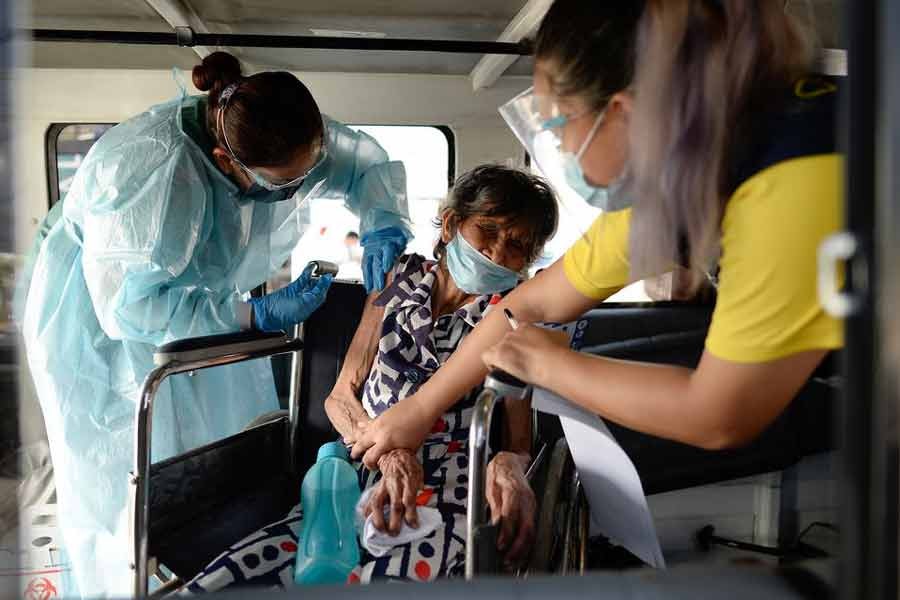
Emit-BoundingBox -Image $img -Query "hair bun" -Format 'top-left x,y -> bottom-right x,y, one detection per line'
192,51 -> 243,92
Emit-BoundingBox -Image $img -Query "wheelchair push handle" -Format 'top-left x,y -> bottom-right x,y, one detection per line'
483,369 -> 529,400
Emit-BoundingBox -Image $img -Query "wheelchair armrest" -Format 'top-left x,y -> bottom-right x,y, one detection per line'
153,331 -> 298,367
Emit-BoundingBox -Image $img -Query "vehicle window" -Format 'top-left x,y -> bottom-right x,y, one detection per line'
284,125 -> 452,287
47,123 -> 451,292
530,161 -> 653,302
48,124 -> 114,205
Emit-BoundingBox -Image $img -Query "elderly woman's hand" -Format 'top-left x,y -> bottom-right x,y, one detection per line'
364,448 -> 424,535
486,451 -> 536,567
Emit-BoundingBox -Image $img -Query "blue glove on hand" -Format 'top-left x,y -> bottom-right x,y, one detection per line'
248,264 -> 334,332
360,226 -> 409,294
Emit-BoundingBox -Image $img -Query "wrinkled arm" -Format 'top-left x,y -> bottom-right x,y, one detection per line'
502,394 -> 532,457
351,260 -> 599,466
324,272 -> 391,442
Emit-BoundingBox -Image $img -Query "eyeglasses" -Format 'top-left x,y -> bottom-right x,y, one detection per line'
216,82 -> 328,194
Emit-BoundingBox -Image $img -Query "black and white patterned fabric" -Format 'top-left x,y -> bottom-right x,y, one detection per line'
362,254 -> 492,418
182,254 -> 498,593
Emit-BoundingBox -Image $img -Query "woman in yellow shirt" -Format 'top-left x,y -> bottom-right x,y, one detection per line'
351,0 -> 842,470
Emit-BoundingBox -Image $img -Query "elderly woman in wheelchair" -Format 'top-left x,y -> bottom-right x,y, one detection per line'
184,164 -> 559,591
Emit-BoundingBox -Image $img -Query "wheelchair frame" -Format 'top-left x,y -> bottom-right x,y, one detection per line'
130,261 -> 338,598
130,331 -> 304,598
128,275 -> 835,596
465,373 -> 590,579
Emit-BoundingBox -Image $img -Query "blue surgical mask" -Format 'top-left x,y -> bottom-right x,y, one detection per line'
562,156 -> 632,212
546,110 -> 632,212
445,233 -> 519,295
242,182 -> 303,203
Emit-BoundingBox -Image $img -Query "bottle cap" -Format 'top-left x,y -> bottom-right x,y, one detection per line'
317,441 -> 349,462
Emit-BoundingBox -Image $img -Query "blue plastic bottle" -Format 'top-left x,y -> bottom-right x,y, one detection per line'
293,442 -> 362,585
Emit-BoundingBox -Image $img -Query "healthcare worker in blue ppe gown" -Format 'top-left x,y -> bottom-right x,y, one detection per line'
19,51 -> 413,598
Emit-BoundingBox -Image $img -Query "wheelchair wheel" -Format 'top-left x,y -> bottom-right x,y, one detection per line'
530,437 -> 575,573
560,477 -> 589,575
242,409 -> 288,431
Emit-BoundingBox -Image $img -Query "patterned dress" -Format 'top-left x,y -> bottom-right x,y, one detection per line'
183,254 -> 494,592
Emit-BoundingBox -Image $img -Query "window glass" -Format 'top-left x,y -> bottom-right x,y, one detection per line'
286,126 -> 451,285
49,123 -> 451,293
54,124 -> 114,201
530,161 -> 652,302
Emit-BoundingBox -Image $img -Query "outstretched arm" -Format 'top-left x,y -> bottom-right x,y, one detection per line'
351,260 -> 598,467
486,331 -> 827,450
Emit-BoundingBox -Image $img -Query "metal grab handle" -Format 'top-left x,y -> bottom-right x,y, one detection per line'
818,231 -> 862,318
465,370 -> 529,580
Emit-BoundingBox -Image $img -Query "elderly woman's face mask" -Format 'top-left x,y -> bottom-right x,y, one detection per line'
445,233 -> 519,295
443,216 -> 531,295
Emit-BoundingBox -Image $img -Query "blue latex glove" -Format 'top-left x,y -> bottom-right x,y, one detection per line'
360,226 -> 409,293
248,264 -> 334,332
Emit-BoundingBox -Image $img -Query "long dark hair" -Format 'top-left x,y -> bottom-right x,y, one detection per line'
192,51 -> 324,168
534,0 -> 645,112
628,0 -> 812,289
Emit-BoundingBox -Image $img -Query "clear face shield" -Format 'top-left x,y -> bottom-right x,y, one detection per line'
499,86 -> 630,215
499,86 -> 571,180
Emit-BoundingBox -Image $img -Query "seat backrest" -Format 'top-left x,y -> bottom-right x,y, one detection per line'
282,292 -> 839,492
556,302 -> 839,495
288,281 -> 368,474
535,302 -> 714,446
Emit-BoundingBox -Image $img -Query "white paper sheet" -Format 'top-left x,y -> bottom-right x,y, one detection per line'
533,387 -> 666,569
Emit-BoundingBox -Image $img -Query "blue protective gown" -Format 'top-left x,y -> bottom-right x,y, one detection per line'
19,93 -> 412,598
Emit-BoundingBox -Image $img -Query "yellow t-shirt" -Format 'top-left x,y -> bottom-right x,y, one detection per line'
563,154 -> 844,364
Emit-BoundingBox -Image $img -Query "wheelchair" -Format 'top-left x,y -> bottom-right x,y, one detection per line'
129,265 -> 840,597
466,304 -> 840,577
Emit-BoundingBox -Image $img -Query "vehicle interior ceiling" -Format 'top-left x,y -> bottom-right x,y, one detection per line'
8,0 -> 846,586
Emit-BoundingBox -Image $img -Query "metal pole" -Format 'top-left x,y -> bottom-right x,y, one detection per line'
131,365 -> 170,600
839,0 -> 880,598
288,323 -> 304,476
26,29 -> 531,55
